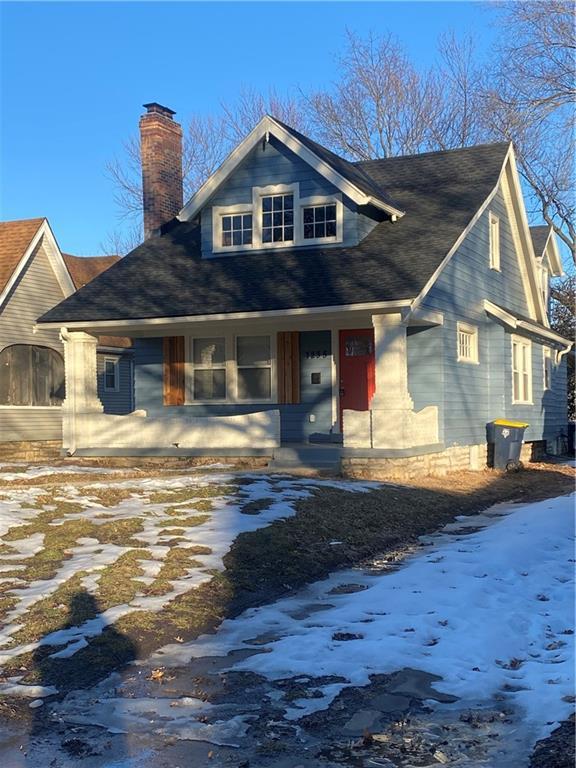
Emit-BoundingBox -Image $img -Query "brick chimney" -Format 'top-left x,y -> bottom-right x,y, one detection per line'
140,103 -> 183,239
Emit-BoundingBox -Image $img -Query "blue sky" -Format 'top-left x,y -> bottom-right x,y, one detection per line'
0,1 -> 494,254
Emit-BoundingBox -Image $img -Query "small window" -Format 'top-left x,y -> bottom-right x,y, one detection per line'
236,335 -> 272,400
457,323 -> 479,363
103,357 -> 119,392
543,347 -> 553,390
489,213 -> 500,270
192,337 -> 226,400
512,336 -> 532,404
221,213 -> 252,247
261,194 -> 294,244
303,204 -> 337,240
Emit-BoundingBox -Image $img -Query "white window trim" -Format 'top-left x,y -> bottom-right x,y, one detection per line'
0,405 -> 62,410
103,356 -> 120,392
300,193 -> 343,246
543,346 -> 553,391
234,333 -> 275,403
456,322 -> 479,364
511,334 -> 532,405
211,183 -> 344,254
212,203 -> 254,254
252,182 -> 299,250
186,333 -> 276,404
489,212 -> 501,271
187,336 -> 229,404
540,265 -> 549,308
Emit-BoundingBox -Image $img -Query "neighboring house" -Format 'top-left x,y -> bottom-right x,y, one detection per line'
37,104 -> 572,471
0,218 -> 132,455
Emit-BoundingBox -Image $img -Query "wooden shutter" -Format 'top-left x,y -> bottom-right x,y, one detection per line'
277,331 -> 300,404
163,336 -> 186,406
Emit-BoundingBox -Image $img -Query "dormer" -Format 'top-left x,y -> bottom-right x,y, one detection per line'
177,116 -> 404,257
529,225 -> 563,310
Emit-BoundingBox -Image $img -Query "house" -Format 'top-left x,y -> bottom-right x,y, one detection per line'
36,104 -> 572,472
0,218 -> 132,459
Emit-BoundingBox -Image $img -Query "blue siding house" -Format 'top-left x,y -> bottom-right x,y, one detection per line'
37,104 -> 571,473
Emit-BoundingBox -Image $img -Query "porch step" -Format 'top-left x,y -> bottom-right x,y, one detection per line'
269,445 -> 342,473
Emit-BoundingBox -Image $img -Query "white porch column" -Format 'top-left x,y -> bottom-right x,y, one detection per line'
371,313 -> 413,411
60,330 -> 103,452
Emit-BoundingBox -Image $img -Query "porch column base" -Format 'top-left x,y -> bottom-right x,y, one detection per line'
343,405 -> 439,450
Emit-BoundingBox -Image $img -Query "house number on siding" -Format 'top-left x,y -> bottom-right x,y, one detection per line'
305,350 -> 329,359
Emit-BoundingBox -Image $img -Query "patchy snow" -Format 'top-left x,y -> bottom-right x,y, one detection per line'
153,493 -> 575,741
0,469 -> 377,666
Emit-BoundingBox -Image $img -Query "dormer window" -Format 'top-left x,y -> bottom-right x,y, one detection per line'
262,194 -> 294,244
303,203 -> 337,240
222,213 -> 252,247
211,184 -> 343,254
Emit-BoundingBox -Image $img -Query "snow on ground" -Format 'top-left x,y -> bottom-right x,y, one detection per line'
149,492 -> 575,742
0,469 -> 377,672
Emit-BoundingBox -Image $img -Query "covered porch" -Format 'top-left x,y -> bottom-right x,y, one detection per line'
56,306 -> 442,457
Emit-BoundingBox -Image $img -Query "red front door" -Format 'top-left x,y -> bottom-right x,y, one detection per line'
339,329 -> 375,427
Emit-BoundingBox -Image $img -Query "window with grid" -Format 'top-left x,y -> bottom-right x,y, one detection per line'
303,203 -> 337,240
457,323 -> 478,363
191,337 -> 226,400
236,335 -> 271,400
261,194 -> 294,244
221,213 -> 252,247
512,337 -> 532,403
543,348 -> 553,390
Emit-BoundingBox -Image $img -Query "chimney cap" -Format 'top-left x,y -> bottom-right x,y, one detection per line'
142,102 -> 176,118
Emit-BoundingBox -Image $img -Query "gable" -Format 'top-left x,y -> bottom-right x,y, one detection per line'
0,237 -> 69,350
0,218 -> 44,297
200,137 -> 381,255
421,183 -> 533,319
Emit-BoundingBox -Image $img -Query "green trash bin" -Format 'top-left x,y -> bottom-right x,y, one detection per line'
487,419 -> 529,471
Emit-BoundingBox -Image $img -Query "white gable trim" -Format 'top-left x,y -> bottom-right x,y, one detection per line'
411,145 -> 548,326
178,115 -> 405,222
0,219 -> 76,310
483,300 -> 572,348
541,228 -> 564,276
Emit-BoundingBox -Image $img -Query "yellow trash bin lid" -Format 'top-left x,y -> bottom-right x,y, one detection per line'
492,419 -> 529,428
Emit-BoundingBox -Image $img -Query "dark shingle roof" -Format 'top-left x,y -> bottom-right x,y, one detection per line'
38,141 -> 510,326
529,225 -> 550,258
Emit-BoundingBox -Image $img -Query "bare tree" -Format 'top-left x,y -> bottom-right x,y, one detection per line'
484,1 -> 575,263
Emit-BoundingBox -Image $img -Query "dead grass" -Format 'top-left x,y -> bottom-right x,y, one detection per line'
143,546 -> 211,596
153,515 -> 211,528
97,549 -> 154,607
0,462 -> 571,699
148,485 -> 233,505
80,487 -> 143,507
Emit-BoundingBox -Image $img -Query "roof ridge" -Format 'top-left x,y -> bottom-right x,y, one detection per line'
354,141 -> 510,166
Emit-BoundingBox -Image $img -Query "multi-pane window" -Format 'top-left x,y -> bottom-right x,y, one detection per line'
489,213 -> 500,270
221,214 -> 252,247
512,337 -> 532,403
103,357 -> 119,391
192,337 -> 226,400
0,345 -> 65,406
262,194 -> 294,244
303,204 -> 337,240
543,347 -> 553,390
237,335 -> 272,400
457,323 -> 479,363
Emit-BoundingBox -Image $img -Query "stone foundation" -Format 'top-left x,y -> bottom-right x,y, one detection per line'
342,443 -> 489,480
0,440 -> 62,462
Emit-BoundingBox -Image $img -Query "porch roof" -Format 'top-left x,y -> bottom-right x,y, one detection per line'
38,142 -> 509,327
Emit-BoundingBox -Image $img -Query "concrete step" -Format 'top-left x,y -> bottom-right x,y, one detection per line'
269,445 -> 342,473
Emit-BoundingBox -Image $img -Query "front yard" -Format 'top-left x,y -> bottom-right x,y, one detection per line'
0,459 -> 573,766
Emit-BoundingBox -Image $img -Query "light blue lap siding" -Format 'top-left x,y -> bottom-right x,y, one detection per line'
133,334 -> 334,443
97,353 -> 133,415
407,326 -> 444,442
201,137 -> 379,255
419,183 -> 568,446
